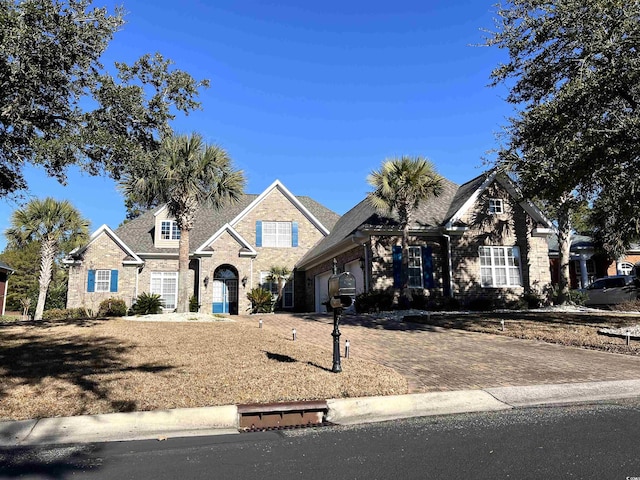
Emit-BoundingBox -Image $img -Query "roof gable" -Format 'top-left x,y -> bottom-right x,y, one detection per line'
444,170 -> 553,230
65,224 -> 143,265
195,223 -> 258,257
229,180 -> 331,235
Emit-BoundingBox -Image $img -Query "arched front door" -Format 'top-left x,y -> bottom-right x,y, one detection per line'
212,266 -> 238,314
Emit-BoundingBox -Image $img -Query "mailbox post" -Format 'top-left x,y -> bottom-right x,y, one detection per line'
328,259 -> 356,373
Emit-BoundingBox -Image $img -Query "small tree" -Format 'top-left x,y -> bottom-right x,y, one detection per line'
5,198 -> 88,320
267,266 -> 291,310
367,156 -> 443,305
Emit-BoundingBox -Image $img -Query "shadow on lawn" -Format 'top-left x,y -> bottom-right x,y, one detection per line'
0,324 -> 175,417
292,312 -> 444,333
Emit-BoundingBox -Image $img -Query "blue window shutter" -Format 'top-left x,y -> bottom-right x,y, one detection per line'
291,222 -> 298,247
87,270 -> 95,292
110,270 -> 119,292
256,221 -> 262,247
422,246 -> 434,289
392,245 -> 402,288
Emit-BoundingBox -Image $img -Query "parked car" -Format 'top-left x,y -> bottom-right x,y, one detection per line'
581,275 -> 639,306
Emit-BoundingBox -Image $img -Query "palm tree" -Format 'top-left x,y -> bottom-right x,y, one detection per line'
268,265 -> 291,310
367,156 -> 443,305
5,198 -> 89,320
121,133 -> 245,313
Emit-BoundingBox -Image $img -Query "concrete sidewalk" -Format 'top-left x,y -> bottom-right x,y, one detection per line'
2,379 -> 640,447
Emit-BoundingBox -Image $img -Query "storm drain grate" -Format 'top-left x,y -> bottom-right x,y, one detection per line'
238,400 -> 329,432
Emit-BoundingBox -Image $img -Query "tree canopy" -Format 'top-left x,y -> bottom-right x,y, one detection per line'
487,0 -> 640,259
0,0 -> 209,197
5,197 -> 88,319
120,133 -> 245,312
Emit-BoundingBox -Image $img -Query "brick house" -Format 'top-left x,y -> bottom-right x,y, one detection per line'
65,170 -> 554,315
295,170 -> 554,312
549,235 -> 640,289
64,180 -> 340,315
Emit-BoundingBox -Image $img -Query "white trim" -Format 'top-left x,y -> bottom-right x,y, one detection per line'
195,223 -> 258,257
153,204 -> 168,217
228,179 -> 330,236
66,224 -> 144,265
445,171 -> 497,229
444,171 -> 554,231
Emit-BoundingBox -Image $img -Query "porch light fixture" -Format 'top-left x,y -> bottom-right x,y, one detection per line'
359,257 -> 365,269
203,275 -> 209,288
241,276 -> 248,288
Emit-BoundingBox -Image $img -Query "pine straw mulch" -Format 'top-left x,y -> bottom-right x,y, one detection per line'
0,317 -> 408,421
403,309 -> 640,355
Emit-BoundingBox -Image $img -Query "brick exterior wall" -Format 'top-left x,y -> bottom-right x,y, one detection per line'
66,233 -> 139,313
450,182 -> 551,304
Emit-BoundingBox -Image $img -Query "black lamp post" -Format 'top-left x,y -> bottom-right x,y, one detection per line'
331,259 -> 342,373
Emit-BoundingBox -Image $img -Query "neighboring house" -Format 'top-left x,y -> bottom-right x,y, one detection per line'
64,180 -> 340,315
0,261 -> 14,316
296,170 -> 554,312
548,235 -> 640,289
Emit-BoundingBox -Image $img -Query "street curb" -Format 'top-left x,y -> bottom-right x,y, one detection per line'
2,380 -> 640,446
0,405 -> 238,446
326,390 -> 510,425
485,379 -> 640,407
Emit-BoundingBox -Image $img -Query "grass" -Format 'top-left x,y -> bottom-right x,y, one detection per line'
404,310 -> 640,355
0,317 -> 407,421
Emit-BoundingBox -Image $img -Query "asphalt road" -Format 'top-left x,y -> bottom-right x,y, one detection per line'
2,400 -> 640,479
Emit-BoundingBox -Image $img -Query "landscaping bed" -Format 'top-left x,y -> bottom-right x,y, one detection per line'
0,317 -> 407,421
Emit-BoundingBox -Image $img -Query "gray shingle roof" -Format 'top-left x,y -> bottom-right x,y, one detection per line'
114,194 -> 340,254
443,171 -> 491,224
0,261 -> 14,272
296,176 -> 462,267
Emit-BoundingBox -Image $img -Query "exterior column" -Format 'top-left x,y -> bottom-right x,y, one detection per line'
579,255 -> 589,289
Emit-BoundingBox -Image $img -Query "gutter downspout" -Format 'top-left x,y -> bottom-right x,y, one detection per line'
363,244 -> 370,292
443,234 -> 454,298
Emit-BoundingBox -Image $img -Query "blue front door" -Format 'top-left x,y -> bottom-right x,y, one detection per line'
212,279 -> 238,314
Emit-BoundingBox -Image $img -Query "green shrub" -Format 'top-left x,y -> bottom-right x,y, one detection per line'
355,290 -> 395,313
130,293 -> 163,315
97,297 -> 128,317
246,287 -> 273,313
520,290 -> 547,309
465,297 -> 496,312
41,307 -> 88,320
189,295 -> 199,312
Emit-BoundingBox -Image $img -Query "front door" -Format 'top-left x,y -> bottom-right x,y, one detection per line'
212,266 -> 239,314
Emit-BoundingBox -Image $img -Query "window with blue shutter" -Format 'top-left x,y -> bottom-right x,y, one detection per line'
87,270 -> 96,292
110,270 -> 119,292
256,221 -> 262,247
392,245 -> 402,288
291,222 -> 298,247
422,246 -> 434,289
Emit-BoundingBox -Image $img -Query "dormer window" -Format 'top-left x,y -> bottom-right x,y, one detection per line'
161,220 -> 181,240
488,199 -> 504,214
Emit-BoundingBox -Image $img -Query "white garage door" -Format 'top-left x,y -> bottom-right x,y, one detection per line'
345,259 -> 365,295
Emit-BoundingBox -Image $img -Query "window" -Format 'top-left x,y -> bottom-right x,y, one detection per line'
479,246 -> 522,287
95,270 -> 111,292
260,271 -> 294,308
407,246 -> 423,288
488,199 -> 504,214
87,269 -> 118,293
619,262 -> 634,276
150,272 -> 178,310
160,220 -> 180,240
260,221 -> 296,247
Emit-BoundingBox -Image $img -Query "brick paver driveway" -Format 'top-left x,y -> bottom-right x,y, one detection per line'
237,312 -> 640,393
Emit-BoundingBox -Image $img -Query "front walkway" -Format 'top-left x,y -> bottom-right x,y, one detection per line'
236,312 -> 640,393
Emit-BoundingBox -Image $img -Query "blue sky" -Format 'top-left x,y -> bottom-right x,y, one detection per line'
0,0 -> 513,250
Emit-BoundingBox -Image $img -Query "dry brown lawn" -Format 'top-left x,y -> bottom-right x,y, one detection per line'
404,310 -> 640,355
0,317 -> 407,421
